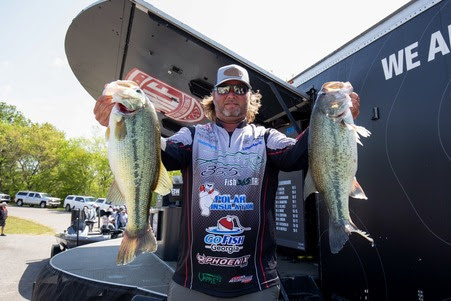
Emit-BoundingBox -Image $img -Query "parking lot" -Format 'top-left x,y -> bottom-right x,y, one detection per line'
0,206 -> 71,301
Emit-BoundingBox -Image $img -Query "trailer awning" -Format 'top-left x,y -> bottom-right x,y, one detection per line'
65,0 -> 310,136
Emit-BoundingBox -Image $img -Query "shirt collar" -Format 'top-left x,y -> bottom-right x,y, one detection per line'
215,118 -> 248,129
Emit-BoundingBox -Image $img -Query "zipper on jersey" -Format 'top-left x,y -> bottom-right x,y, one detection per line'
228,131 -> 233,147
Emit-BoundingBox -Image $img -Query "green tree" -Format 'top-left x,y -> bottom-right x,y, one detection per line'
14,123 -> 67,194
0,102 -> 30,126
0,103 -> 32,195
85,134 -> 113,197
0,122 -> 20,194
0,101 -> 113,201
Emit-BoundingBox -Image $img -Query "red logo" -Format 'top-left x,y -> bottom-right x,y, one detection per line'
125,68 -> 206,123
218,217 -> 233,231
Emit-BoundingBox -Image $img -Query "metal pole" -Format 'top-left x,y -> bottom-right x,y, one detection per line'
76,209 -> 80,246
268,82 -> 302,134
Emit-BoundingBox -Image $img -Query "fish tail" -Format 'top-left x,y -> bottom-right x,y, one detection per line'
329,219 -> 374,254
116,225 -> 157,265
328,218 -> 350,254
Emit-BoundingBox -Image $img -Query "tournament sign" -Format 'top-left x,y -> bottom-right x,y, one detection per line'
126,68 -> 206,123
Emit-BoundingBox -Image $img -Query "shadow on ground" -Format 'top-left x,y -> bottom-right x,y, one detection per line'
19,258 -> 50,300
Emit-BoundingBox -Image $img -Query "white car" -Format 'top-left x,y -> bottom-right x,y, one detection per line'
0,192 -> 10,204
14,191 -> 61,208
63,195 -> 96,211
94,198 -> 113,212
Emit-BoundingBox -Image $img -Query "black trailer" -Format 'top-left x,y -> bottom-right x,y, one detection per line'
291,0 -> 451,299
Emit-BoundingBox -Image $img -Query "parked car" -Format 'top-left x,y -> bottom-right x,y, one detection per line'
14,191 -> 61,208
0,192 -> 11,203
94,198 -> 113,212
63,195 -> 96,212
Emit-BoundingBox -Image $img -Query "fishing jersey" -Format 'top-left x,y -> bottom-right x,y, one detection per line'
161,120 -> 309,298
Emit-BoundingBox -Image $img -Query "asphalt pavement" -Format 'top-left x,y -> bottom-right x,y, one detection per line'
0,206 -> 71,301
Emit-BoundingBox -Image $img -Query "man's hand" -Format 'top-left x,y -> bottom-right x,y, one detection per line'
350,92 -> 360,120
93,95 -> 114,127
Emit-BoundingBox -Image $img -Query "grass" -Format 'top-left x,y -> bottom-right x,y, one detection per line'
3,216 -> 55,235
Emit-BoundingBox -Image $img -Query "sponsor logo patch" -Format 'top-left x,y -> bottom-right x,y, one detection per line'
224,177 -> 259,186
196,253 -> 251,268
229,275 -> 253,284
242,140 -> 263,151
204,216 -> 251,254
198,272 -> 222,284
210,194 -> 254,211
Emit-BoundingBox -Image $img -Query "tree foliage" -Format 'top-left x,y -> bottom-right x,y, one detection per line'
0,102 -> 30,126
0,101 -> 112,202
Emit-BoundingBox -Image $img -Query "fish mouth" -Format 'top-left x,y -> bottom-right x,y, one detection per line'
117,103 -> 137,114
326,111 -> 345,120
336,111 -> 346,118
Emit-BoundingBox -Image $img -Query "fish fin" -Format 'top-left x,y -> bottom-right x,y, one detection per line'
343,122 -> 371,146
347,220 -> 374,245
354,125 -> 371,138
153,162 -> 173,196
116,225 -> 158,265
354,125 -> 371,146
114,118 -> 127,140
329,219 -> 374,254
105,126 -> 110,141
107,180 -> 126,205
350,177 -> 368,200
303,169 -> 318,200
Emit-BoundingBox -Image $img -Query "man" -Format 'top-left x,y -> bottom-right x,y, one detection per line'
0,202 -> 8,236
94,64 -> 360,300
117,206 -> 128,229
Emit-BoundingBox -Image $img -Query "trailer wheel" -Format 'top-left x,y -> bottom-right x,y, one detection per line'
51,244 -> 62,257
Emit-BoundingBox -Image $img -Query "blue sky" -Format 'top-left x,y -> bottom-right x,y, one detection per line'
0,0 -> 409,139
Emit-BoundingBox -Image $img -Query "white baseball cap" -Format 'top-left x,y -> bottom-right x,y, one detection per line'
215,64 -> 251,89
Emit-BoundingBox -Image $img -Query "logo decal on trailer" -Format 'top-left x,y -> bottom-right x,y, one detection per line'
125,68 -> 206,123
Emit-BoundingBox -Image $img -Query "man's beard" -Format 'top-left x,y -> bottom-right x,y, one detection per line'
222,107 -> 241,117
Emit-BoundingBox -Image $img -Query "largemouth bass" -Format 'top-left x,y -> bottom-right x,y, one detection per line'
304,81 -> 373,254
103,80 -> 172,265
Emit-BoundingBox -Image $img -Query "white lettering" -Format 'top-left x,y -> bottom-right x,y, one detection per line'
381,50 -> 404,80
405,42 -> 421,71
428,29 -> 450,62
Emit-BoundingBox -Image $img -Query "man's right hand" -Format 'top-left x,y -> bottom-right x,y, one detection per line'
93,95 -> 114,127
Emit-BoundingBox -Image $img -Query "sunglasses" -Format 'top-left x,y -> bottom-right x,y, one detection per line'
215,84 -> 249,95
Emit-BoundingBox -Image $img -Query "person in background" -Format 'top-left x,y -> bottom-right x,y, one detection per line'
0,202 -> 8,236
117,206 -> 128,229
101,206 -> 116,231
84,205 -> 97,232
94,64 -> 360,300
111,206 -> 119,229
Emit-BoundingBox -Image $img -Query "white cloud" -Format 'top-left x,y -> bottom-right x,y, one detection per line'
52,56 -> 68,68
0,60 -> 10,67
0,84 -> 13,99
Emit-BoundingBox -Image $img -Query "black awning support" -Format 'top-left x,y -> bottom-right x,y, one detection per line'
268,82 -> 302,135
119,2 -> 136,79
